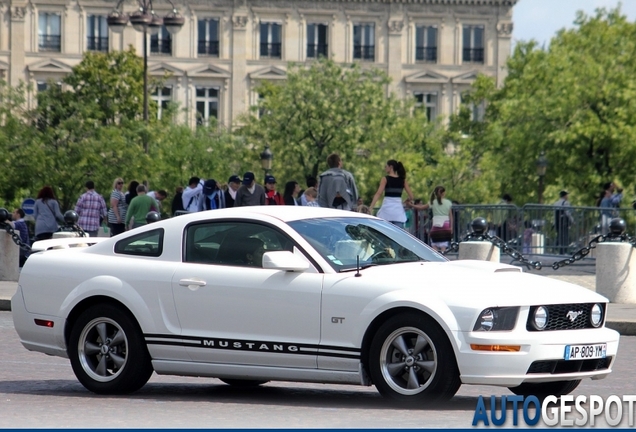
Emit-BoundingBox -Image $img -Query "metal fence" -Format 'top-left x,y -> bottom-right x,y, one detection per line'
404,204 -> 636,257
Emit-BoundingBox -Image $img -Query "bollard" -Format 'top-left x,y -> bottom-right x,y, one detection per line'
146,211 -> 161,224
596,218 -> 636,304
0,231 -> 20,281
458,217 -> 501,263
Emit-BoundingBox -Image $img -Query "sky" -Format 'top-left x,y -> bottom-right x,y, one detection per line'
512,0 -> 636,46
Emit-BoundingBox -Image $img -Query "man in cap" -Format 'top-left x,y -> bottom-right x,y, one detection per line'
224,175 -> 242,208
553,190 -> 573,255
234,172 -> 266,207
264,175 -> 284,205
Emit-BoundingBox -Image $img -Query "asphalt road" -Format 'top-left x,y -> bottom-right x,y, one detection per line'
0,311 -> 634,428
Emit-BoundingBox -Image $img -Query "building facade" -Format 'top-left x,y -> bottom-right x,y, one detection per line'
0,0 -> 518,127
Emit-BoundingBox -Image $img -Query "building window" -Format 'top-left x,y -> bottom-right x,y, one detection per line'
36,81 -> 48,92
353,24 -> 375,61
461,93 -> 485,122
152,86 -> 172,120
307,23 -> 328,59
463,25 -> 484,63
150,26 -> 172,55
414,92 -> 437,122
87,15 -> 109,52
38,13 -> 61,52
198,18 -> 219,57
260,22 -> 282,58
196,87 -> 219,126
415,25 -> 437,62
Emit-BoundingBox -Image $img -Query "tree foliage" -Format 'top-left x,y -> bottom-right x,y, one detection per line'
475,6 -> 636,205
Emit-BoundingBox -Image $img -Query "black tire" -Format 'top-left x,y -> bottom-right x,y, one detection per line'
68,304 -> 153,394
368,312 -> 461,404
219,379 -> 269,387
508,380 -> 581,399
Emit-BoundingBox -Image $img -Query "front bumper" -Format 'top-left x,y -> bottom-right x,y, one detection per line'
455,326 -> 620,387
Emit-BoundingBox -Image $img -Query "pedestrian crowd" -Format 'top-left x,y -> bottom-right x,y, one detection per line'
5,150 -> 628,265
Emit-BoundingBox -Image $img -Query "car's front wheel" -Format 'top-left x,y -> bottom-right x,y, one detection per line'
508,380 -> 581,399
368,312 -> 461,404
68,304 -> 153,394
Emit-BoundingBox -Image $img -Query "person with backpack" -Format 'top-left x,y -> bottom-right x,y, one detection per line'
318,153 -> 359,211
198,179 -> 226,211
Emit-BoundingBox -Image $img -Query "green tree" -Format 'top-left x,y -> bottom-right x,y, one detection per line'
475,7 -> 636,205
238,58 -> 444,201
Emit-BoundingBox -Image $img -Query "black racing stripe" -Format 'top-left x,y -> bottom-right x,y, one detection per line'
144,333 -> 360,353
146,339 -> 360,360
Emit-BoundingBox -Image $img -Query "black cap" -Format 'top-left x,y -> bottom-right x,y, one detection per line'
228,175 -> 241,184
559,190 -> 569,198
264,175 -> 276,184
242,172 -> 255,185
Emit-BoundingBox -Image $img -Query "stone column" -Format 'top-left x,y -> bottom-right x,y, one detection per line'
387,20 -> 404,96
596,242 -> 636,304
495,22 -> 513,87
9,4 -> 27,87
0,232 -> 20,281
230,15 -> 248,122
458,241 -> 500,263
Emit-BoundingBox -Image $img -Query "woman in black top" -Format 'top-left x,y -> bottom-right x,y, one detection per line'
368,160 -> 414,228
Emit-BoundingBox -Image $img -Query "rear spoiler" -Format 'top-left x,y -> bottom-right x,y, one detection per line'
31,237 -> 109,252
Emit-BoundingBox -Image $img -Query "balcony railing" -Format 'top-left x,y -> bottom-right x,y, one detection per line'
151,39 -> 172,55
87,36 -> 109,52
416,46 -> 437,62
198,40 -> 219,56
463,48 -> 484,63
260,43 -> 282,58
307,43 -> 328,58
39,35 -> 61,52
353,45 -> 375,61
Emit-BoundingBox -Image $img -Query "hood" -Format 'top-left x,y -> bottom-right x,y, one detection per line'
358,260 -> 606,308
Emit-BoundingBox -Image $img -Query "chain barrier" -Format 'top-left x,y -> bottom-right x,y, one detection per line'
0,221 -> 32,251
57,224 -> 88,238
443,230 -> 543,270
549,232 -> 636,270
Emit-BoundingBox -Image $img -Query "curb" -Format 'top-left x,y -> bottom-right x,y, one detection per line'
606,321 -> 636,337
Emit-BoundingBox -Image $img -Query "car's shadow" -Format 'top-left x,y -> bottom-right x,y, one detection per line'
0,378 -> 492,411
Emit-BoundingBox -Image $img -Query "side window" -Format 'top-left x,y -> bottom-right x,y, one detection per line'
114,229 -> 164,257
184,222 -> 293,267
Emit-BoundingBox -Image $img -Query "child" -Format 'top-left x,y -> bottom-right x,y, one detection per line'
303,187 -> 320,207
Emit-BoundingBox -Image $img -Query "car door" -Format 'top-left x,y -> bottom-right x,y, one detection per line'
171,220 -> 323,368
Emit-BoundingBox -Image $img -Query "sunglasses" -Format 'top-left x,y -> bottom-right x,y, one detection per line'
117,182 -> 124,185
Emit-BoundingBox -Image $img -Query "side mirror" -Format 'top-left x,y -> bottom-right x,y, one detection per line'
262,251 -> 309,272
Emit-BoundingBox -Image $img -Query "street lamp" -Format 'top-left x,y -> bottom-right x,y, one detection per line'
536,151 -> 548,204
107,0 -> 184,151
260,146 -> 273,176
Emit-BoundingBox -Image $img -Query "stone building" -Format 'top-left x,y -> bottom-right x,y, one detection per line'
0,0 -> 517,127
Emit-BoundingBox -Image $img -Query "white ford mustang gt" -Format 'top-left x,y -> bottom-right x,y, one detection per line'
12,206 -> 619,403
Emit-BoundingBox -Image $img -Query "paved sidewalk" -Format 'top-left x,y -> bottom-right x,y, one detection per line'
2,270 -> 635,335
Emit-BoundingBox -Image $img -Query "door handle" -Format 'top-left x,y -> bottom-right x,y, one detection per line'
179,278 -> 207,287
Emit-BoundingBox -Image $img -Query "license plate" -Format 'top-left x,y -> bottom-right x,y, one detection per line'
564,343 -> 607,360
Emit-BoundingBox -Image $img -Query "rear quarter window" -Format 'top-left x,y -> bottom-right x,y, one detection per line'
114,228 -> 164,257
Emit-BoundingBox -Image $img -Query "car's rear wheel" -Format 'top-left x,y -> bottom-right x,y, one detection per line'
219,379 -> 269,387
69,304 -> 153,394
508,380 -> 581,399
368,312 -> 460,404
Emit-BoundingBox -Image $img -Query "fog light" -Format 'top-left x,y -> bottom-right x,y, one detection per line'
590,303 -> 603,327
533,306 -> 548,330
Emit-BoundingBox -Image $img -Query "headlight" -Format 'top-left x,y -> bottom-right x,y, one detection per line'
532,306 -> 549,330
473,307 -> 519,331
590,303 -> 603,327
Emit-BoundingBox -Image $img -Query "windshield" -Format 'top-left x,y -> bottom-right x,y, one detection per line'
288,217 -> 447,272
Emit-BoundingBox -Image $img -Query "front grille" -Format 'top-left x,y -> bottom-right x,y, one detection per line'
526,303 -> 605,331
527,357 -> 612,374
